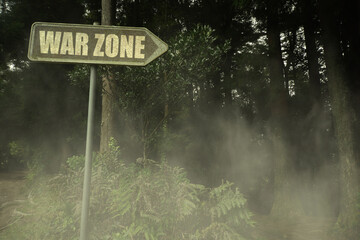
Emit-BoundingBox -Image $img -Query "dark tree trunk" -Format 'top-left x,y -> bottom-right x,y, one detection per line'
210,71 -> 222,111
223,48 -> 234,108
161,72 -> 169,162
100,0 -> 116,152
266,0 -> 304,217
319,0 -> 359,235
283,27 -> 297,92
341,0 -> 360,166
303,0 -> 321,103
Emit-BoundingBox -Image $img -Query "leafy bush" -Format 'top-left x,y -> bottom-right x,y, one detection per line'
0,141 -> 27,170
66,155 -> 85,171
1,147 -> 254,240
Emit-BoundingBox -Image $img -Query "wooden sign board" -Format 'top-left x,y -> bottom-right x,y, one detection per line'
28,22 -> 168,66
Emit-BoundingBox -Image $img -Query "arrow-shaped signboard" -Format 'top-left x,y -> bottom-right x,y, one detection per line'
28,22 -> 168,66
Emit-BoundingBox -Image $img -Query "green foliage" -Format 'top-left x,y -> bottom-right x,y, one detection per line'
105,24 -> 230,159
8,141 -> 25,157
2,140 -> 46,179
66,155 -> 85,171
208,181 -> 254,225
0,141 -> 27,169
1,147 -> 254,240
25,156 -> 45,181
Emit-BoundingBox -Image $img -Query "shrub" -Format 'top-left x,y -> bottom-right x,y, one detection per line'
66,155 -> 85,171
1,147 -> 254,240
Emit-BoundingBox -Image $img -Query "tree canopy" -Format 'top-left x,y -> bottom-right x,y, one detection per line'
0,0 -> 359,238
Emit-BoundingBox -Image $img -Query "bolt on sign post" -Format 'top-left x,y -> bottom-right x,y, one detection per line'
28,22 -> 168,240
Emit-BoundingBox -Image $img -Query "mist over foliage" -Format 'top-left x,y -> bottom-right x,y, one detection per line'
2,144 -> 254,239
0,0 -> 359,239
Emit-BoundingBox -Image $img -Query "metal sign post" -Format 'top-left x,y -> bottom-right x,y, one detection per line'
79,63 -> 97,240
78,22 -> 100,240
27,21 -> 168,240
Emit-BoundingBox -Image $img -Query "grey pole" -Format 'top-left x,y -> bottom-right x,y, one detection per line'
80,23 -> 98,239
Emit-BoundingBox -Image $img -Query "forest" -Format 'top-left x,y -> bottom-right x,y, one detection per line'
0,0 -> 359,239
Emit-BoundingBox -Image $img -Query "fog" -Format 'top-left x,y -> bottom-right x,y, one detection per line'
160,111 -> 340,218
1,0 -> 359,238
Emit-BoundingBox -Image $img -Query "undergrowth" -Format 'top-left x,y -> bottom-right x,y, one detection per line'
1,143 -> 254,240
331,192 -> 360,240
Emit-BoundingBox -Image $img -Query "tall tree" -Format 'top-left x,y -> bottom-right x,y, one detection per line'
302,0 -> 321,104
266,0 -> 303,217
319,0 -> 359,236
341,0 -> 360,163
100,0 -> 116,152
